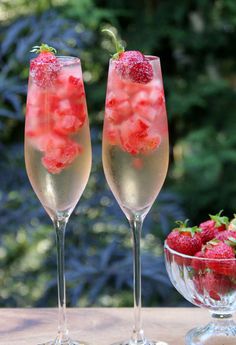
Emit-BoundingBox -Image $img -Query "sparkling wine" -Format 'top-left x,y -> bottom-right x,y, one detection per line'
102,57 -> 169,218
103,136 -> 169,216
25,57 -> 92,219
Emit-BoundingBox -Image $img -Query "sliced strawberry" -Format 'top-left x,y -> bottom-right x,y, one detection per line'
105,91 -> 131,124
119,118 -> 161,155
199,210 -> 229,244
42,136 -> 82,174
191,251 -> 206,272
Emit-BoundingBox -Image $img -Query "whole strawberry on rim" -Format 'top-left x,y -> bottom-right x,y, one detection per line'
30,43 -> 61,88
102,29 -> 153,84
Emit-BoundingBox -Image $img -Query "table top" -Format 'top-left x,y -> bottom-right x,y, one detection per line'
0,307 -> 235,345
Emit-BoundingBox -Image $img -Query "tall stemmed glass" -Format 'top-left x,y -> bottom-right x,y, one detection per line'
102,46 -> 169,344
25,45 -> 92,345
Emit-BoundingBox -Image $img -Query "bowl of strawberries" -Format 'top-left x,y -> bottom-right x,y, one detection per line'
164,211 -> 236,345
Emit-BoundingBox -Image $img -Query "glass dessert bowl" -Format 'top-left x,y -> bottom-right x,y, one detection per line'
164,242 -> 236,345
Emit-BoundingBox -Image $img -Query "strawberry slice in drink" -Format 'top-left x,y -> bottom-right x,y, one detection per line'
52,99 -> 86,136
105,91 -> 132,124
41,134 -> 82,174
119,117 -> 161,155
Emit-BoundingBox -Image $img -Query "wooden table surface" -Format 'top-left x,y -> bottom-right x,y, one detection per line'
0,308 -> 235,345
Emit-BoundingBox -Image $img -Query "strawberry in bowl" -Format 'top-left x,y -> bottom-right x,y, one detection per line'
164,212 -> 236,345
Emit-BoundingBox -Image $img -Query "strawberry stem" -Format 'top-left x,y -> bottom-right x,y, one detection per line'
210,210 -> 229,227
101,28 -> 124,58
30,43 -> 57,55
175,220 -> 201,237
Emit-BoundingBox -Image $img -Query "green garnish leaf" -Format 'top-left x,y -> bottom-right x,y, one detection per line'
30,43 -> 57,54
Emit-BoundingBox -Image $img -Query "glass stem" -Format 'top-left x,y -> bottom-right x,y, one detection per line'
130,216 -> 145,343
54,218 -> 69,342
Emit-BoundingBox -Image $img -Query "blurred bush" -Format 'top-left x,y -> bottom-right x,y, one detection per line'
0,0 -> 235,308
0,1 -> 185,308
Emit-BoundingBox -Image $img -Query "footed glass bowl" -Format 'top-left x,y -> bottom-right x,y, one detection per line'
164,242 -> 236,345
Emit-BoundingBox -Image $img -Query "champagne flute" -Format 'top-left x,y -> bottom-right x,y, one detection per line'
25,44 -> 92,345
102,32 -> 169,345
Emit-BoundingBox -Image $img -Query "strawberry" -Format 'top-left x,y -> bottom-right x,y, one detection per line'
201,272 -> 233,301
128,61 -> 154,84
204,240 -> 235,276
191,251 -> 206,272
166,220 -> 202,256
115,51 -> 145,80
105,91 -> 131,124
41,136 -> 82,174
30,43 -> 61,88
119,118 -> 161,155
199,210 -> 229,244
215,230 -> 236,242
102,29 -> 153,84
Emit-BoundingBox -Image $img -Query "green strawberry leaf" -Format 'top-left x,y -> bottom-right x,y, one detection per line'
210,210 -> 229,227
175,220 -> 201,237
30,43 -> 57,55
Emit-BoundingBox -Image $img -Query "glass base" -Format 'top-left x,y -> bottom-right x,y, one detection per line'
111,340 -> 169,345
39,339 -> 87,345
185,320 -> 236,345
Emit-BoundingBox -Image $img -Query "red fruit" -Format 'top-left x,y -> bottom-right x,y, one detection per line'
53,114 -> 85,135
119,118 -> 161,155
104,123 -> 120,145
166,220 -> 202,256
191,251 -> 206,272
204,240 -> 235,276
68,75 -> 83,87
128,61 -> 154,84
115,51 -> 145,79
215,230 -> 236,242
205,241 -> 235,260
105,91 -> 131,124
30,44 -> 61,88
42,137 -> 82,174
199,210 -> 229,244
201,272 -> 233,301
67,76 -> 85,99
102,29 -> 153,84
193,275 -> 204,295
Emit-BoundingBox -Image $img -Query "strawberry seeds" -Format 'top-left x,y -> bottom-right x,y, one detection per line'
166,211 -> 236,302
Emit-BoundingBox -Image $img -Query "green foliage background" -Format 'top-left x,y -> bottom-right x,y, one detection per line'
0,0 -> 235,308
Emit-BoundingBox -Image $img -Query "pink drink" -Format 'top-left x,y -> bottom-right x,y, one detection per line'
25,57 -> 92,219
103,56 -> 169,218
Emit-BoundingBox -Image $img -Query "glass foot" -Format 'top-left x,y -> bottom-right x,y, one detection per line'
111,341 -> 169,345
185,320 -> 236,345
39,339 -> 87,345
